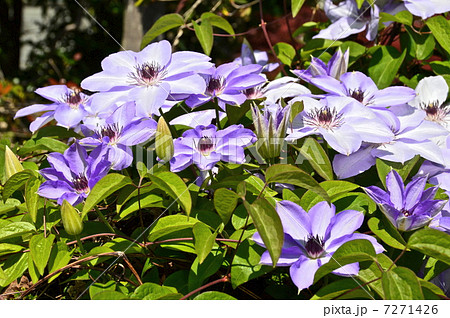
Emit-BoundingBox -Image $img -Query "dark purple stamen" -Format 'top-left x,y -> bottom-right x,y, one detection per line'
198,136 -> 214,155
305,234 -> 325,259
99,123 -> 121,144
349,88 -> 365,103
421,100 -> 450,123
400,208 -> 411,217
72,173 -> 89,194
304,106 -> 344,130
130,62 -> 166,86
64,89 -> 83,108
206,77 -> 225,95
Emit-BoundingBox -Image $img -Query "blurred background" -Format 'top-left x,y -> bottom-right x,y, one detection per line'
0,0 -> 322,143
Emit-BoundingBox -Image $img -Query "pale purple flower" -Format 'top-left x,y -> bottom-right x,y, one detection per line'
431,267 -> 450,297
169,124 -> 256,172
309,71 -> 416,110
14,85 -> 89,132
80,102 -> 157,170
185,62 -> 265,110
38,142 -> 111,206
169,109 -> 227,128
403,0 -> 450,19
364,170 -> 447,231
80,40 -> 213,116
233,42 -> 279,72
430,201 -> 450,234
314,0 -> 380,41
292,48 -> 349,84
286,96 -> 394,155
409,76 -> 450,131
333,104 -> 447,179
253,201 -> 384,291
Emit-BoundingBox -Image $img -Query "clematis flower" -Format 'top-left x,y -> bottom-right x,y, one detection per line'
79,102 -> 157,170
185,62 -> 266,110
314,0 -> 380,41
81,40 -> 213,116
364,170 -> 447,231
403,0 -> 450,19
14,85 -> 89,132
333,104 -> 447,179
309,71 -> 416,110
408,76 -> 450,131
429,201 -> 450,234
169,124 -> 256,172
38,142 -> 111,206
292,48 -> 349,84
253,201 -> 384,291
286,96 -> 394,155
233,41 -> 279,72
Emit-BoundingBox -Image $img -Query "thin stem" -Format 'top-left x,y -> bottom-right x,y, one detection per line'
180,274 -> 230,300
76,235 -> 86,254
215,104 -> 222,130
333,277 -> 381,300
122,254 -> 143,285
145,237 -> 240,247
226,214 -> 250,276
94,206 -> 115,234
388,248 -> 407,271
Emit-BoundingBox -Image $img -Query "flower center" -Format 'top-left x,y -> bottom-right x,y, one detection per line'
206,77 -> 225,96
72,173 -> 90,194
98,123 -> 122,145
244,86 -> 264,99
305,234 -> 325,259
421,101 -> 450,125
348,88 -> 365,103
130,62 -> 167,86
64,89 -> 83,109
304,106 -> 344,130
198,136 -> 215,156
400,208 -> 411,217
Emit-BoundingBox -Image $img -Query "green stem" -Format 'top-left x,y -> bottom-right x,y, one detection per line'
94,206 -> 116,234
76,235 -> 86,254
215,104 -> 222,130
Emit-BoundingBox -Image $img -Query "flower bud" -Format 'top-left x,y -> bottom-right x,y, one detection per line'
61,200 -> 84,236
4,145 -> 24,180
155,116 -> 174,163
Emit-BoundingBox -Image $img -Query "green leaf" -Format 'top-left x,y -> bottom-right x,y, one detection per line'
294,138 -> 333,180
407,228 -> 450,265
193,20 -> 213,55
368,217 -> 406,250
4,145 -> 24,180
193,222 -> 216,264
188,250 -> 224,292
405,26 -> 435,60
30,233 -> 55,275
61,200 -> 83,236
18,137 -> 68,156
430,60 -> 450,76
201,12 -> 234,35
148,214 -> 200,241
355,0 -> 364,9
314,239 -> 377,283
230,238 -> 272,288
141,13 -> 184,49
273,42 -> 296,66
339,41 -> 366,65
244,198 -> 283,266
89,281 -> 116,300
382,267 -> 424,300
291,0 -> 306,17
289,101 -> 304,123
118,191 -> 163,220
427,16 -> 450,56
379,11 -> 413,26
214,188 -> 239,224
312,278 -> 373,300
0,221 -> 35,242
0,199 -> 21,215
82,173 -> 132,218
358,253 -> 395,298
130,282 -> 178,300
0,253 -> 28,287
47,242 -> 72,283
25,177 -> 41,223
194,291 -> 237,300
266,164 -> 330,202
28,252 -> 40,284
148,171 -> 192,216
368,45 -> 406,89
376,156 -> 420,187
2,169 -> 34,202
0,243 -> 24,256
92,290 -> 129,300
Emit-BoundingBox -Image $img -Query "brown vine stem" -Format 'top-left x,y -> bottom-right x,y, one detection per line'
259,0 -> 288,76
332,277 -> 381,300
122,254 -> 143,285
180,274 -> 230,300
387,247 -> 407,272
145,237 -> 240,246
19,252 -> 124,299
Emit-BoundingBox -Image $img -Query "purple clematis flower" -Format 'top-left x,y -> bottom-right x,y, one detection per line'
333,104 -> 447,179
286,96 -> 394,155
292,48 -> 349,84
14,85 -> 89,132
430,201 -> 450,234
79,102 -> 157,170
253,201 -> 384,291
38,142 -> 111,206
314,0 -> 380,41
309,71 -> 416,110
364,170 -> 447,231
81,40 -> 213,116
185,62 -> 266,110
403,0 -> 450,20
233,42 -> 279,72
409,76 -> 450,132
169,124 -> 256,172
